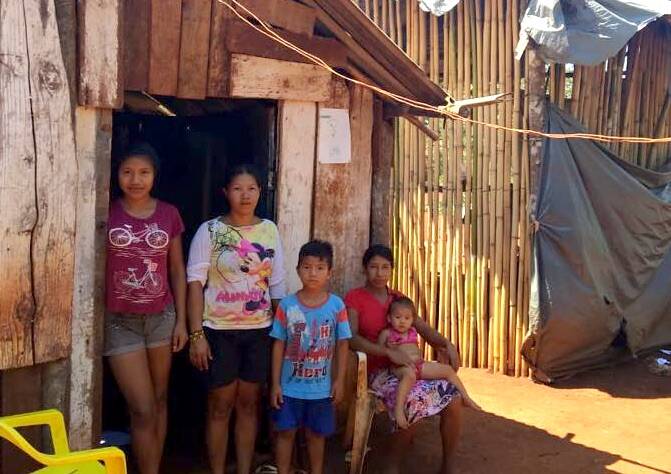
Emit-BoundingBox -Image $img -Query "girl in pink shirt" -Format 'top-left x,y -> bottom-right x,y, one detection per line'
104,142 -> 187,474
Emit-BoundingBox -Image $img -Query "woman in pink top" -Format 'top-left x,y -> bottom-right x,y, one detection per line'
344,245 -> 463,474
105,142 -> 187,474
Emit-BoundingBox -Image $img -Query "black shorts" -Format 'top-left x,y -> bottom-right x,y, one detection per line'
204,326 -> 271,389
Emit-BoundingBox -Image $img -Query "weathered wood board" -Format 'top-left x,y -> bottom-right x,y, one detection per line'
69,107 -> 112,450
24,0 -> 78,364
225,19 -> 348,69
207,0 -> 232,97
177,0 -> 213,99
148,0 -> 182,95
235,0 -> 316,37
371,98 -> 394,246
229,54 -> 331,102
343,84 -> 373,292
313,81 -> 350,295
0,367 -> 42,473
313,81 -> 373,295
78,0 -> 123,108
124,0 -> 151,91
0,0 -> 37,370
276,101 -> 317,293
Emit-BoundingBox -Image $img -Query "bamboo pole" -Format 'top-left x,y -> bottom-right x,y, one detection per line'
508,0 -> 521,376
427,12 -> 440,361
473,0 -> 485,367
462,0 -> 475,366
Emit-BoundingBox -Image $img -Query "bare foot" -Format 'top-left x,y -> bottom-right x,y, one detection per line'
394,407 -> 409,429
462,395 -> 482,411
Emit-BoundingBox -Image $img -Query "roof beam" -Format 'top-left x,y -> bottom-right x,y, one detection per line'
312,0 -> 446,104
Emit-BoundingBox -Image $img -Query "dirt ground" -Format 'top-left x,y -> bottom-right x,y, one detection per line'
361,357 -> 671,474
158,357 -> 671,473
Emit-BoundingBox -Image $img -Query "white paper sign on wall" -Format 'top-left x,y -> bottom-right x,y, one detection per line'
318,108 -> 351,164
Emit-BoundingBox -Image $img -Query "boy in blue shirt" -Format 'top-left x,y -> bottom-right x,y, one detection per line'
270,240 -> 351,474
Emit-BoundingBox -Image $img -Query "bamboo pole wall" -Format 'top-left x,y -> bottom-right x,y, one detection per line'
359,0 -> 671,375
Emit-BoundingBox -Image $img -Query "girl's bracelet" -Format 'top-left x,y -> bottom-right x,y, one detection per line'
189,329 -> 205,342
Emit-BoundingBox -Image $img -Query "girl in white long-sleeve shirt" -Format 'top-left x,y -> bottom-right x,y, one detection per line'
186,163 -> 287,474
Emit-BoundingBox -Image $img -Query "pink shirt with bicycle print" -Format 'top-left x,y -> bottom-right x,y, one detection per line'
106,200 -> 184,314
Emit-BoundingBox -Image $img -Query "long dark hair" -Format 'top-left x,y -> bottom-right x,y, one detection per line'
220,163 -> 264,214
362,244 -> 394,267
112,141 -> 161,198
222,163 -> 263,190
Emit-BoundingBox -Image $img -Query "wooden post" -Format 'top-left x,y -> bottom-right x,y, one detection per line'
276,101 -> 317,293
68,107 -> 112,450
370,98 -> 394,247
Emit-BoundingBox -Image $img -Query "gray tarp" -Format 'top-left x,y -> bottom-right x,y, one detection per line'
521,105 -> 671,381
516,0 -> 671,64
417,0 -> 460,16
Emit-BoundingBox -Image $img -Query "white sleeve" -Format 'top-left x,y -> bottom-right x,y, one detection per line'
187,222 -> 212,285
269,224 -> 287,299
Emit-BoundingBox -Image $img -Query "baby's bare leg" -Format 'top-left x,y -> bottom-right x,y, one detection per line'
420,362 -> 481,410
392,366 -> 416,429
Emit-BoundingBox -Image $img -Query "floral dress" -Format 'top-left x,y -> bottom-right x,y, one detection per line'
344,287 -> 460,426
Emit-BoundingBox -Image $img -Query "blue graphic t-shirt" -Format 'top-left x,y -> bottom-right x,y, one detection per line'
270,293 -> 352,400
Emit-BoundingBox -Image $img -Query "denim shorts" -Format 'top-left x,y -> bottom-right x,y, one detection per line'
103,304 -> 176,356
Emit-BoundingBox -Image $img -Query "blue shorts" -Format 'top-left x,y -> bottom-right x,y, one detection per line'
271,396 -> 335,436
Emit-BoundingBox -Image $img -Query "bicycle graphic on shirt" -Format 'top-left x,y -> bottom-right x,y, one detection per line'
113,258 -> 164,296
109,223 -> 169,249
109,224 -> 168,296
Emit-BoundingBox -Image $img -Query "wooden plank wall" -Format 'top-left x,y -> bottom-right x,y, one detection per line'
124,0 -> 151,91
313,81 -> 373,296
276,101 -> 318,293
123,0 -> 336,99
0,0 -> 37,369
1,1 -> 81,468
149,0 -> 182,95
25,0 -> 78,364
178,0 -> 213,99
0,0 -> 77,370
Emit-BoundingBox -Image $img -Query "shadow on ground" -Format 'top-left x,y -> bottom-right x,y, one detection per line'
324,408 -> 664,474
550,356 -> 671,399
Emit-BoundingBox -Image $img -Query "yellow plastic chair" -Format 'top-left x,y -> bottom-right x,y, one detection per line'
0,409 -> 126,474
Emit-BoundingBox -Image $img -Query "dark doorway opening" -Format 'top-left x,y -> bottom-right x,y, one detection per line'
104,96 -> 278,468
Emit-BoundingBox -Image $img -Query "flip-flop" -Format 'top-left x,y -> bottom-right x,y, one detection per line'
254,465 -> 278,474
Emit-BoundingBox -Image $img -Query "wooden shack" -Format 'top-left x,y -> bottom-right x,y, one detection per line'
0,0 -> 446,470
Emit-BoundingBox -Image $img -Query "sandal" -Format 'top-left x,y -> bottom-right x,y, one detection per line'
254,465 -> 278,474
